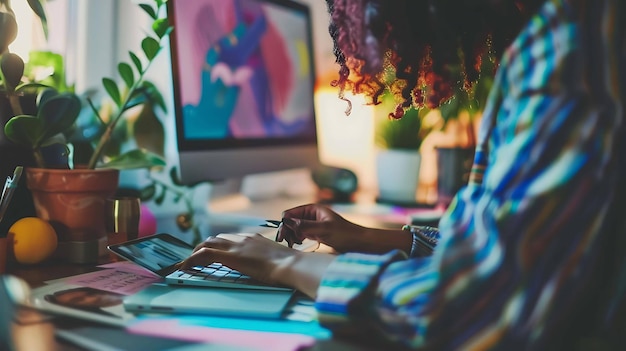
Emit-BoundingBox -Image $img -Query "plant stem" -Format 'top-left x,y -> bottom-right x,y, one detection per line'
148,173 -> 200,243
33,148 -> 45,168
86,56 -> 158,169
148,175 -> 196,216
8,94 -> 23,116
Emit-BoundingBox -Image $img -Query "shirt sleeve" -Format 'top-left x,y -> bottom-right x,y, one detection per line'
315,250 -> 437,346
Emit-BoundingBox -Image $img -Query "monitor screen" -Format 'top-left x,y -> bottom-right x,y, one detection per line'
168,0 -> 319,184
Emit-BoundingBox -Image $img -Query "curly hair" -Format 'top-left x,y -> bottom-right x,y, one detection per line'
325,0 -> 546,118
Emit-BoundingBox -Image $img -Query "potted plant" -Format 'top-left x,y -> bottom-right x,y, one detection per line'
0,0 -> 170,263
374,94 -> 432,206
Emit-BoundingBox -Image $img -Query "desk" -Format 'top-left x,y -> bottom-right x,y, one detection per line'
8,258 -> 392,351
6,194 -> 424,351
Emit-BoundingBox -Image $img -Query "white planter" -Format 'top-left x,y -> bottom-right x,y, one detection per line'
376,149 -> 421,204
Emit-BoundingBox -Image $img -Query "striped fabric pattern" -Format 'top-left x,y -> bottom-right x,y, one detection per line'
315,0 -> 626,349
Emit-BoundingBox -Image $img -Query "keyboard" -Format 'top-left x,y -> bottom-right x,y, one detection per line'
179,263 -> 253,284
165,262 -> 292,291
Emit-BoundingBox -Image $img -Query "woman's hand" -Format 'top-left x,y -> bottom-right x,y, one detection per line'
178,234 -> 335,298
179,234 -> 296,285
276,204 -> 413,255
276,204 -> 365,251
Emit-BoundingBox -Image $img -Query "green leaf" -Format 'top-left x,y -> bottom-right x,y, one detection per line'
25,50 -> 68,91
134,80 -> 167,111
152,18 -> 170,38
139,3 -> 157,19
124,95 -> 148,110
102,77 -> 121,106
37,93 -> 82,140
169,167 -> 184,186
99,149 -> 166,170
118,62 -> 135,89
40,134 -> 67,148
139,183 -> 157,201
163,26 -> 173,38
155,185 -> 166,205
129,51 -> 143,73
36,88 -> 58,107
0,52 -> 24,90
141,37 -> 160,61
15,82 -> 49,93
26,0 -> 48,39
3,115 -> 46,146
375,94 -> 425,150
439,97 -> 461,124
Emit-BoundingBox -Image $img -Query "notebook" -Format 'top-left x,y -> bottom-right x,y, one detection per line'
107,233 -> 292,292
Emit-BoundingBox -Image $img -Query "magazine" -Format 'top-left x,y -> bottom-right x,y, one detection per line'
29,281 -> 137,327
28,262 -> 161,327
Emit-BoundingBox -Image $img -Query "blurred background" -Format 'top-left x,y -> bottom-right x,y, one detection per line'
8,0 -> 480,207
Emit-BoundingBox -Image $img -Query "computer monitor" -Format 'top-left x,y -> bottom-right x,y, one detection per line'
167,0 -> 320,191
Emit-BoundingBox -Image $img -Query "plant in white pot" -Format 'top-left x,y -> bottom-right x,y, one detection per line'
375,94 -> 432,206
1,0 -> 170,263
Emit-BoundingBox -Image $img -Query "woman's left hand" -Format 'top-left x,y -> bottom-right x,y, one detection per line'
178,234 -> 299,286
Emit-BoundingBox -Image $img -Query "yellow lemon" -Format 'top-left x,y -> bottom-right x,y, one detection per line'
8,217 -> 58,264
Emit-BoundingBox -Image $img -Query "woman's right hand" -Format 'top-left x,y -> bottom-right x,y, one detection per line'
276,204 -> 364,252
276,204 -> 412,254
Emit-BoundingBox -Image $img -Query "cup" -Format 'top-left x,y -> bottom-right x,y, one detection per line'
104,197 -> 140,260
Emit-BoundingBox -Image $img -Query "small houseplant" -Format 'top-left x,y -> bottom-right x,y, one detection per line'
0,0 -> 170,263
2,0 -> 169,171
374,93 -> 432,205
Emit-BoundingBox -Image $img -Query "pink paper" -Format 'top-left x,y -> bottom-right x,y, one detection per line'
62,268 -> 161,295
98,261 -> 161,277
128,319 -> 316,351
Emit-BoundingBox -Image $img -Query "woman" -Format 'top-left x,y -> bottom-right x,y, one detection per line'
181,0 -> 626,349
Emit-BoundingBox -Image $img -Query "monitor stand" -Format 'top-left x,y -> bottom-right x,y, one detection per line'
204,169 -> 317,227
206,178 -> 252,214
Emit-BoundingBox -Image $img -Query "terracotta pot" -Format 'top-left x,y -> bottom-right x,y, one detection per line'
25,168 -> 119,263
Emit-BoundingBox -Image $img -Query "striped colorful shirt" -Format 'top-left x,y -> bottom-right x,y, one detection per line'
315,0 -> 626,349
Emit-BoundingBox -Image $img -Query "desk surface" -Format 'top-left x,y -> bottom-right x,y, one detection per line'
7,239 -> 390,350
4,193 -> 423,351
8,258 -> 392,351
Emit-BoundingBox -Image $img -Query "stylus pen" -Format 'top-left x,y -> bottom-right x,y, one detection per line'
260,219 -> 281,229
260,220 -> 283,242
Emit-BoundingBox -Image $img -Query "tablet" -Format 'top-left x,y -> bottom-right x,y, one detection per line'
108,233 -> 294,291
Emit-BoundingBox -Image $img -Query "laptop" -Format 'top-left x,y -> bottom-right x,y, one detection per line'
108,233 -> 297,319
107,233 -> 292,292
123,283 -> 294,319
